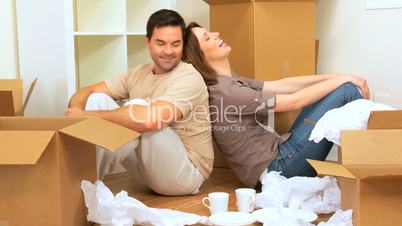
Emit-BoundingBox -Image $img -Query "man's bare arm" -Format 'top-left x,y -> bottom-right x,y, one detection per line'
65,100 -> 183,133
68,82 -> 113,109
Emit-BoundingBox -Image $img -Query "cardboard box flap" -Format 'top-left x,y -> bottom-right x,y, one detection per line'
22,77 -> 38,114
307,159 -> 356,179
0,79 -> 23,115
0,131 -> 55,164
59,117 -> 141,151
368,110 -> 402,129
341,130 -> 402,165
0,90 -> 15,116
0,116 -> 86,131
346,165 -> 402,179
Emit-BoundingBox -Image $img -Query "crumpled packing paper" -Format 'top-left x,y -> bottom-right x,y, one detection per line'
309,99 -> 394,145
317,209 -> 353,226
81,175 -> 351,226
253,207 -> 316,226
81,180 -> 209,226
257,171 -> 340,214
263,217 -> 315,226
263,209 -> 353,226
258,208 -> 353,226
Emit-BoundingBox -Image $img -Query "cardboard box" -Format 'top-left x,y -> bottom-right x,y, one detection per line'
308,110 -> 402,226
0,117 -> 140,226
0,78 -> 37,116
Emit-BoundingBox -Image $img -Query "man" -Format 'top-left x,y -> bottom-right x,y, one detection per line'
65,9 -> 213,196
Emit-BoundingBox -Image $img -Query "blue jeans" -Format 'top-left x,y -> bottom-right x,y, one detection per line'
267,82 -> 363,177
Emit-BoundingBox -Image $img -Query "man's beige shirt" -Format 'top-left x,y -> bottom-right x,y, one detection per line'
105,61 -> 214,179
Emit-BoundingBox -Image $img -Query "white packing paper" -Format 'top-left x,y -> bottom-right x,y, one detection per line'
263,217 -> 314,226
256,171 -> 340,214
317,209 -> 353,226
252,207 -> 317,226
81,180 -> 209,226
309,99 -> 394,145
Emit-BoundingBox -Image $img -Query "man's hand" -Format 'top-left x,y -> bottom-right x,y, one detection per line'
65,107 -> 89,117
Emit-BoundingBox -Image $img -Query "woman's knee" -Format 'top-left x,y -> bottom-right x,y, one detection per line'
340,82 -> 362,100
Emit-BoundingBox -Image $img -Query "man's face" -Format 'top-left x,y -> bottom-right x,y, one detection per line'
146,26 -> 183,74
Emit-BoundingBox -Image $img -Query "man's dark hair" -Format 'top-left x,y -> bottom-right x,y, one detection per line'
146,9 -> 185,40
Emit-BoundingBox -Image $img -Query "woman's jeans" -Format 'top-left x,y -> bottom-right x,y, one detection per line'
267,82 -> 363,177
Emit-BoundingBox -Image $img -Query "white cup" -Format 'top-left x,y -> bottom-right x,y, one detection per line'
202,192 -> 229,215
235,188 -> 256,213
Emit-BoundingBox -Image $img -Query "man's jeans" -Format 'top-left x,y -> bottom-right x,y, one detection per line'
268,82 -> 363,177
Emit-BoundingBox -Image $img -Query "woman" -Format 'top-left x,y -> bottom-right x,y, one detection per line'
183,22 -> 370,188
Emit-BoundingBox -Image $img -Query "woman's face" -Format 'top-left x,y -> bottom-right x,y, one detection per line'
192,27 -> 231,62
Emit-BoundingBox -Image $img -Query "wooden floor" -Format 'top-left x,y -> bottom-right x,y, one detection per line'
102,168 -> 331,225
103,167 -> 244,216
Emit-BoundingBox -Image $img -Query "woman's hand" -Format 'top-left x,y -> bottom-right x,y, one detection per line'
341,74 -> 370,99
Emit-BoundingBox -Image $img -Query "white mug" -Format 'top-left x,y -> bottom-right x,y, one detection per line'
202,192 -> 229,215
235,188 -> 256,213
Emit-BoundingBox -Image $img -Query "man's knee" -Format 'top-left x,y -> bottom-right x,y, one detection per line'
85,93 -> 118,111
87,93 -> 112,104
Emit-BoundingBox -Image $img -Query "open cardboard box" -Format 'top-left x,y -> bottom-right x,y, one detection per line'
0,77 -> 37,116
308,110 -> 402,226
0,117 -> 140,226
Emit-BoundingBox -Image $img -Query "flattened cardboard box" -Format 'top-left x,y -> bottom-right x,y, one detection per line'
308,110 -> 402,226
0,117 -> 140,226
0,78 -> 37,116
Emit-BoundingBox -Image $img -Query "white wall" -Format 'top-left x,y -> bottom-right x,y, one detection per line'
0,0 -> 19,77
317,0 -> 402,108
16,0 -> 69,115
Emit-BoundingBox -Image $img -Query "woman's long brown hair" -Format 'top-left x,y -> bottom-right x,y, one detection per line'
183,22 -> 218,86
